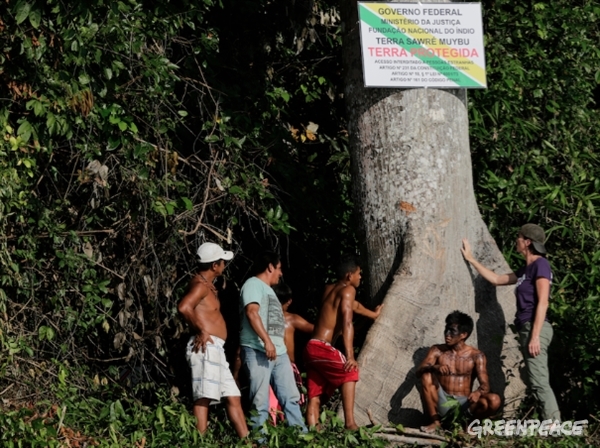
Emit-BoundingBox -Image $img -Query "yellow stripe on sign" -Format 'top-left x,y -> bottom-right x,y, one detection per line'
363,3 -> 485,85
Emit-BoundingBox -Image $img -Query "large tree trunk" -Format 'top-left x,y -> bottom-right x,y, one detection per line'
341,0 -> 527,427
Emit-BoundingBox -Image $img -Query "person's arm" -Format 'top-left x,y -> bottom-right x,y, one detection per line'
245,303 -> 277,360
340,288 -> 358,372
177,283 -> 214,352
232,346 -> 242,386
353,301 -> 383,320
461,239 -> 518,286
289,313 -> 314,334
528,277 -> 550,357
415,346 -> 446,377
469,352 -> 491,403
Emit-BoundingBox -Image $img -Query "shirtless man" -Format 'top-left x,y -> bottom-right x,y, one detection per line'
266,282 -> 314,421
416,310 -> 501,433
304,256 -> 367,430
274,282 -> 315,366
322,283 -> 383,320
177,242 -> 248,438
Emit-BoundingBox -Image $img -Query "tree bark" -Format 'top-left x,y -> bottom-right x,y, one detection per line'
341,0 -> 526,426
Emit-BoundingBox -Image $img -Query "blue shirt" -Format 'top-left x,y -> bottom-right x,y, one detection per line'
239,277 -> 287,355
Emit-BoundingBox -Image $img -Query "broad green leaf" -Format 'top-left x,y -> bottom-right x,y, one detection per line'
39,325 -> 55,341
107,136 -> 121,150
17,120 -> 33,142
156,406 -> 165,425
15,2 -> 31,24
28,8 -> 41,28
180,197 -> 193,210
33,101 -> 44,116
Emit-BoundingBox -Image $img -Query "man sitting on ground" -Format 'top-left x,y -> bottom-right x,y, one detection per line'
416,310 -> 501,433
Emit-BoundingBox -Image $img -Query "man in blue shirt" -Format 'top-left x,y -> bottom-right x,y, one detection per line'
239,251 -> 307,431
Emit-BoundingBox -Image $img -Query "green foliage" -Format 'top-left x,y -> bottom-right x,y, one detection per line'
470,0 -> 600,418
0,13 -> 358,448
0,407 -> 60,447
0,0 -> 352,403
2,0 -> 600,440
0,363 -> 385,447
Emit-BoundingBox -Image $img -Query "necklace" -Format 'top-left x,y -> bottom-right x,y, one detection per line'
199,273 -> 218,296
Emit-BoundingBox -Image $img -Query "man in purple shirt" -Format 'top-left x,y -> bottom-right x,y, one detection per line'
461,224 -> 560,422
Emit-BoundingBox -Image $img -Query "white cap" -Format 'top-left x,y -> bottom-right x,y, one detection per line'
197,242 -> 234,263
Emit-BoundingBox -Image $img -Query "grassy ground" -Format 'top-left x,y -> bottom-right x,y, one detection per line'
1,398 -> 598,448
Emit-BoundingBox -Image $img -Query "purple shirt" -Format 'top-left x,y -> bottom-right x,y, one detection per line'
514,257 -> 552,329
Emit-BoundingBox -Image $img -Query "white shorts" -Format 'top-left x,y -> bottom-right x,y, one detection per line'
186,335 -> 240,404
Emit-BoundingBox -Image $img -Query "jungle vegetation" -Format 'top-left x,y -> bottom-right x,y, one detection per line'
0,0 -> 599,445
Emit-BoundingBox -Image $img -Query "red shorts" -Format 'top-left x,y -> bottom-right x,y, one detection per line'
304,339 -> 359,400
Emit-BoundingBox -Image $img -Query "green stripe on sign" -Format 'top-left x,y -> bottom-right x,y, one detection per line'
360,5 -> 481,87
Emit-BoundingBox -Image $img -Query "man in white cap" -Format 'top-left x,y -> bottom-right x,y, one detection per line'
178,242 -> 248,438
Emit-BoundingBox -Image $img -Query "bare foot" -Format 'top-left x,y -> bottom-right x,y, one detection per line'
420,421 -> 442,434
345,424 -> 359,431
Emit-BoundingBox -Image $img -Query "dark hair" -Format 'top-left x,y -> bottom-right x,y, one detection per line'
445,310 -> 474,338
525,240 -> 546,257
252,251 -> 281,275
198,260 -> 223,272
336,255 -> 360,280
273,282 -> 293,304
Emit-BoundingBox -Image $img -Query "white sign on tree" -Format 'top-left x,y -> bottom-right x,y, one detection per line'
358,2 -> 486,88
